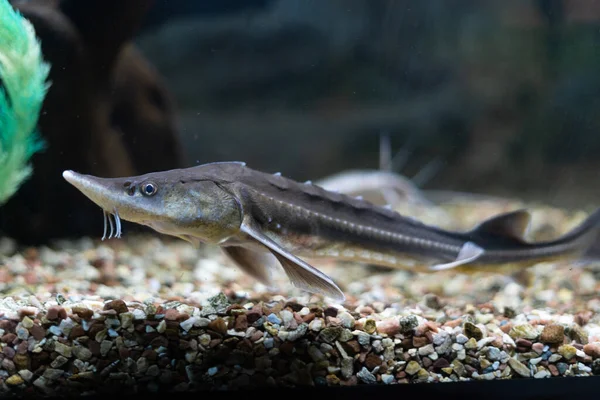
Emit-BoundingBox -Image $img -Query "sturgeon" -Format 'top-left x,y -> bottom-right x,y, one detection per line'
62,162 -> 600,301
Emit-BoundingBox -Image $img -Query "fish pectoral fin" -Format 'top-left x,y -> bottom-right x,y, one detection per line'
240,221 -> 346,301
270,251 -> 346,301
428,241 -> 484,271
471,209 -> 532,242
221,246 -> 275,286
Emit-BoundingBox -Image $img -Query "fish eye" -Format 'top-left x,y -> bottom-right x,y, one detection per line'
142,182 -> 157,196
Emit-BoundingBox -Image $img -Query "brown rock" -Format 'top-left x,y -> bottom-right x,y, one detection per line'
500,323 -> 513,334
236,339 -> 253,352
208,318 -> 227,335
234,315 -> 248,331
491,336 -> 504,348
365,353 -> 382,369
18,308 -> 37,318
69,325 -> 86,339
357,306 -> 375,316
225,304 -> 244,314
413,336 -> 429,348
267,303 -> 284,315
540,324 -> 564,344
3,346 -> 15,358
246,311 -> 262,324
425,331 -> 434,343
99,310 -> 117,318
13,354 -> 29,371
343,340 -> 361,355
444,318 -> 463,328
0,321 -> 16,332
103,300 -> 128,315
47,306 -> 67,320
515,338 -> 532,348
324,307 -> 338,318
340,376 -> 358,386
88,341 -> 101,356
376,318 -> 400,336
250,331 -> 263,342
583,343 -> 600,359
164,309 -> 179,321
141,349 -> 157,360
326,374 -> 340,385
464,364 -> 477,376
30,352 -> 49,371
150,336 -> 168,348
433,358 -> 450,370
515,347 -> 528,353
1,333 -> 17,343
72,307 -> 94,319
95,359 -> 111,372
17,342 -> 28,355
176,313 -> 190,322
574,312 -> 592,327
157,356 -> 170,368
119,347 -> 130,359
29,323 -> 46,340
280,341 -> 294,356
284,302 -> 304,312
414,323 -> 431,337
179,339 -> 190,350
424,294 -> 443,310
302,313 -> 316,323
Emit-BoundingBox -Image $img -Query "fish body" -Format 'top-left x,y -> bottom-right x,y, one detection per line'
62,162 -> 600,301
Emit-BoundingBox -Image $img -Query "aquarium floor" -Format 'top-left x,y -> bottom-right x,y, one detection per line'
1,198 -> 600,396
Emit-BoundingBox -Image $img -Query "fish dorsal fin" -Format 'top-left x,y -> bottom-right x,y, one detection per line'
470,209 -> 532,242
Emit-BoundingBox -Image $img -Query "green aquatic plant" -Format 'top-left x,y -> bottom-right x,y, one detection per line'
0,0 -> 50,205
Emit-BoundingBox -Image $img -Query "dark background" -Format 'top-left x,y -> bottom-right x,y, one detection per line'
136,0 -> 600,209
4,0 -> 600,245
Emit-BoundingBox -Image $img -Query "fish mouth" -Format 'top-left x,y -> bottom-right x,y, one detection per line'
63,170 -> 123,240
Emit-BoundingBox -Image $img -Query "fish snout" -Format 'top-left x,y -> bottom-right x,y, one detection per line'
62,170 -> 117,211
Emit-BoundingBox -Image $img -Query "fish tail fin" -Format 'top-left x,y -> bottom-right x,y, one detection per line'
555,207 -> 600,258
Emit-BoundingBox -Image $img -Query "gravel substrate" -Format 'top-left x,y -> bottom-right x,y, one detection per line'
1,199 -> 600,396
